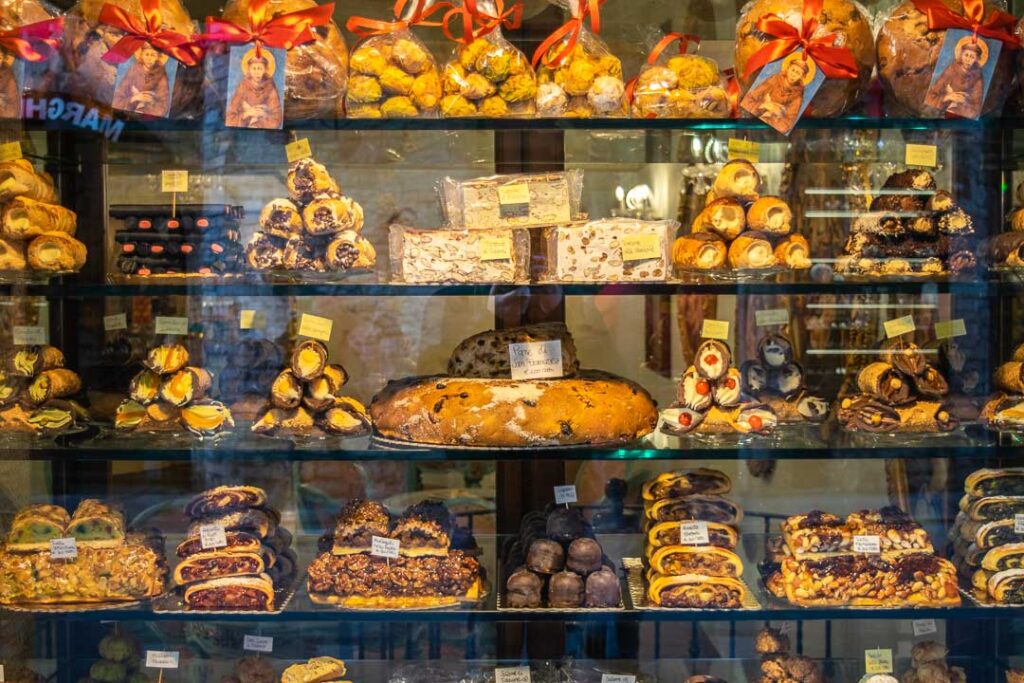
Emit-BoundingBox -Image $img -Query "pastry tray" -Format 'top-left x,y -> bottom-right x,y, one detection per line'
370,434 -> 647,452
0,598 -> 147,614
623,557 -> 761,611
151,574 -> 298,615
496,570 -> 627,611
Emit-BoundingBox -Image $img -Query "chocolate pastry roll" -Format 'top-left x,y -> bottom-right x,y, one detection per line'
25,369 -> 81,404
188,508 -> 275,540
691,198 -> 746,241
870,192 -> 925,213
566,537 -> 603,574
660,406 -> 705,435
747,196 -> 792,235
177,530 -> 262,558
647,494 -> 743,525
259,199 -> 303,239
287,158 -> 340,204
672,233 -> 727,270
857,362 -> 912,405
735,403 -> 777,434
291,340 -> 328,381
649,546 -> 743,578
585,567 -> 621,607
646,520 -> 738,550
678,366 -> 714,410
282,237 -> 325,272
713,368 -> 742,407
641,469 -> 731,501
174,551 -> 266,586
527,538 -> 564,574
271,370 -> 303,409
884,169 -> 936,191
710,159 -> 761,203
966,468 -> 1024,497
774,233 -> 811,268
996,361 -> 1024,394
882,339 -> 927,376
391,499 -> 453,557
1,197 -> 77,239
973,519 -> 1023,549
727,230 -> 776,269
938,208 -> 974,235
331,499 -> 390,554
159,367 -> 212,406
981,543 -> 1024,572
245,233 -> 287,271
895,401 -> 957,432
0,159 -> 56,203
325,231 -> 376,270
183,573 -> 276,611
145,344 -> 189,374
7,345 -> 64,377
506,567 -> 543,607
989,233 -> 1024,267
772,362 -> 803,398
185,486 -> 267,519
987,568 -> 1024,604
547,507 -> 587,543
968,496 -> 1024,521
852,399 -> 901,432
548,570 -> 584,607
912,365 -> 949,398
694,340 -> 731,381
647,573 -> 747,608
0,238 -> 26,270
302,196 -> 365,236
27,233 -> 87,271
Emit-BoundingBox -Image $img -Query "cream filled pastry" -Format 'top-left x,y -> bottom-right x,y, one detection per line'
758,334 -> 792,368
680,367 -> 714,411
661,407 -> 705,434
774,362 -> 803,398
735,404 -> 777,434
713,368 -> 742,407
695,340 -> 730,380
797,395 -> 830,422
740,361 -> 768,393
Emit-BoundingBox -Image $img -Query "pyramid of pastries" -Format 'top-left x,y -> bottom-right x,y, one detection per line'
838,169 -> 976,277
755,627 -> 823,683
0,499 -> 166,605
740,333 -> 829,424
982,341 -> 1024,430
250,339 -> 370,437
837,339 -> 958,433
84,629 -> 149,683
951,468 -> 1024,605
502,505 -> 621,608
0,344 -> 88,432
306,498 -> 483,608
174,485 -> 295,611
0,159 -> 87,274
641,469 -> 748,608
901,641 -> 966,683
671,160 -> 810,273
662,338 -> 778,436
245,158 -> 376,275
114,343 -> 235,436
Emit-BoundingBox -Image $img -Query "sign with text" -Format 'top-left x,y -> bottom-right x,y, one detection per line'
727,138 -> 761,163
285,138 -> 312,162
679,521 -> 710,545
934,319 -> 967,340
103,313 -> 128,331
495,667 -> 531,683
621,234 -> 663,261
553,485 -> 577,505
509,340 -> 563,380
12,326 -> 46,345
905,144 -> 937,168
864,649 -> 893,674
155,316 -> 188,335
371,535 -> 400,559
701,319 -> 730,340
755,308 -> 790,327
145,651 -> 180,669
912,619 -> 937,637
49,537 -> 77,560
298,313 -> 333,342
853,535 -> 881,554
199,524 -> 227,550
884,315 -> 915,339
243,635 -> 274,653
161,170 -> 188,193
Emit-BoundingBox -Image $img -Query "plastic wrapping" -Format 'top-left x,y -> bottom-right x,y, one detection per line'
532,0 -> 625,117
440,170 -> 584,229
878,0 -> 1015,118
734,0 -> 874,118
540,218 -> 675,283
629,34 -> 730,119
389,224 -> 530,283
0,0 -> 64,109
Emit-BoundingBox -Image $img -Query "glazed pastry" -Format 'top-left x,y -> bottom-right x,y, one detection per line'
506,567 -> 543,607
287,158 -> 340,204
566,537 -> 603,575
938,208 -> 974,235
258,199 -> 303,239
694,340 -> 731,380
1,197 -> 76,239
548,570 -> 584,607
672,233 -> 727,270
692,198 -> 746,241
25,369 -> 81,404
649,545 -> 743,577
0,238 -> 26,270
291,340 -> 328,380
856,362 -> 912,405
774,233 -> 811,268
325,231 -> 375,270
746,196 -> 792,235
188,508 -> 275,540
709,160 -> 760,203
895,401 -> 958,432
526,538 -> 564,574
584,567 -> 621,607
0,160 -> 56,203
989,233 -> 1024,267
302,196 -> 364,236
26,233 -> 87,271
641,469 -> 732,501
727,231 -> 775,268
646,573 -> 747,608
145,344 -> 189,374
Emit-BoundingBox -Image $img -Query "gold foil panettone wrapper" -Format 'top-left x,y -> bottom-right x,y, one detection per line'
629,32 -> 730,119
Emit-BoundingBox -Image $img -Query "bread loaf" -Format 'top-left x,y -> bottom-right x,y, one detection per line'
447,323 -> 579,378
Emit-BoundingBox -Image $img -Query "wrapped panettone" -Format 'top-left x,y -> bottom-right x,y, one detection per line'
0,0 -> 63,112
878,0 -> 1017,118
532,0 -> 625,118
629,33 -> 730,119
735,0 -> 874,119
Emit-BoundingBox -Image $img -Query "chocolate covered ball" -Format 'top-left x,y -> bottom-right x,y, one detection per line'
584,567 -> 621,607
526,538 -> 564,574
566,537 -> 603,575
549,570 -> 584,607
546,507 -> 586,543
506,567 -> 544,608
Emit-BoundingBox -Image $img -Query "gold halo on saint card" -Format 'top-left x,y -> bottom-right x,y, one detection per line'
782,52 -> 816,86
955,35 -> 988,67
242,47 -> 276,77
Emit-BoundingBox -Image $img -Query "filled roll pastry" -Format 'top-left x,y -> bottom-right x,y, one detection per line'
325,231 -> 376,270
771,362 -> 803,398
727,230 -> 776,269
757,334 -> 792,368
691,198 -> 746,241
895,401 -> 958,432
646,494 -> 743,525
26,233 -> 87,271
660,406 -> 705,434
0,160 -> 56,203
672,233 -> 727,270
774,233 -> 811,268
646,573 -> 747,608
66,500 -> 125,547
710,160 -> 761,203
911,365 -> 949,398
182,573 -> 276,611
291,340 -> 328,380
174,551 -> 266,586
641,469 -> 732,501
7,345 -> 64,377
981,543 -> 1024,572
0,238 -> 26,270
176,531 -> 262,558
6,504 -> 70,549
713,368 -> 742,407
693,340 -> 731,380
1,198 -> 77,239
646,520 -> 738,550
159,367 -> 212,406
649,545 -> 743,577
302,196 -> 364,236
849,396 -> 901,432
331,499 -> 390,555
188,508 -> 275,540
678,366 -> 713,410
882,339 -> 927,377
987,568 -> 1024,604
184,485 -> 267,518
258,199 -> 303,239
741,361 -> 767,393
973,519 -> 1023,549
996,361 -> 1024,394
965,468 -> 1024,497
735,403 -> 777,434
988,232 -> 1024,267
245,233 -> 287,270
126,370 -> 158,405
180,401 -> 235,436
145,345 -> 189,374
967,496 -> 1024,521
856,362 -> 912,405
26,369 -> 81,404
287,158 -> 340,204
270,370 -> 303,409
746,196 -> 792,235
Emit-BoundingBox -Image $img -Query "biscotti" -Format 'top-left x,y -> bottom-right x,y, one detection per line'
389,225 -> 530,284
440,171 -> 583,229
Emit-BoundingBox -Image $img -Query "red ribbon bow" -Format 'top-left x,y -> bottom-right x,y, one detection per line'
346,0 -> 451,39
742,0 -> 859,81
443,0 -> 522,44
911,0 -> 1018,48
723,67 -> 739,117
204,0 -> 334,56
624,32 -> 702,110
99,0 -> 201,66
0,18 -> 62,62
531,0 -> 604,69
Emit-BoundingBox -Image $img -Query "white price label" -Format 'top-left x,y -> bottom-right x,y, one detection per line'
553,485 -> 577,505
495,667 -> 531,683
199,524 -> 227,550
103,313 -> 128,331
509,340 -> 563,380
155,316 -> 188,335
884,315 -> 915,339
12,326 -> 46,345
601,676 -> 635,683
146,651 -> 180,669
1015,514 -> 1024,534
679,521 -> 710,545
371,535 -> 400,559
243,635 -> 274,653
912,619 -> 937,637
755,308 -> 790,327
49,537 -> 77,560
853,535 -> 881,554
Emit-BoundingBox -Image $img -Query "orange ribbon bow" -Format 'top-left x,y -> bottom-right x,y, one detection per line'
531,0 -> 604,69
100,0 -> 201,66
204,0 -> 334,56
741,0 -> 859,80
0,19 -> 62,62
346,0 -> 451,39
911,0 -> 1018,47
625,32 -> 702,110
443,0 -> 522,44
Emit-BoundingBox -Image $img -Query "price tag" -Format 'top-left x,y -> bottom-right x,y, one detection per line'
495,667 -> 531,683
371,535 -> 400,559
1015,514 -> 1024,534
155,316 -> 188,335
243,635 -> 274,653
146,651 -> 180,669
103,313 -> 128,331
701,319 -> 730,340
912,619 -> 937,637
480,236 -> 512,261
161,170 -> 189,193
853,535 -> 881,554
727,138 -> 761,163
679,521 -> 710,546
497,183 -> 530,218
49,537 -> 77,560
12,326 -> 46,345
286,138 -> 312,162
298,313 -> 333,341
621,234 -> 663,261
601,676 -> 635,683
905,144 -> 937,168
239,310 -> 266,330
934,319 -> 966,340
884,315 -> 915,339
199,524 -> 227,550
755,308 -> 790,327
553,485 -> 577,505
865,649 -> 893,674
509,340 -> 563,380
0,142 -> 22,162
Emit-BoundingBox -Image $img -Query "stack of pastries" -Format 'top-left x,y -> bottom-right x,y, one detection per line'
764,506 -> 961,607
0,159 -> 87,273
503,505 -> 622,608
837,339 -> 958,434
671,160 -> 810,273
838,169 -> 976,277
306,498 -> 483,608
0,500 -> 167,606
755,627 -> 822,683
662,338 -> 778,436
641,469 -> 749,607
740,333 -> 829,424
174,485 -> 295,611
982,342 -> 1024,430
114,343 -> 234,437
245,158 -> 376,275
0,344 -> 89,432
251,339 -> 371,438
951,468 -> 1024,605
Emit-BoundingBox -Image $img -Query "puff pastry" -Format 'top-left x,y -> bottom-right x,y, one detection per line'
26,232 -> 87,271
1,197 -> 77,239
